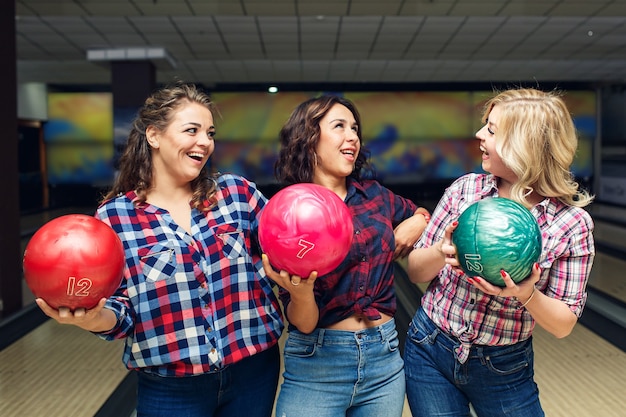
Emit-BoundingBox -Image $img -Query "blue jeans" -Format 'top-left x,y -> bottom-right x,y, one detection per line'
135,344 -> 280,417
276,318 -> 405,417
404,307 -> 544,417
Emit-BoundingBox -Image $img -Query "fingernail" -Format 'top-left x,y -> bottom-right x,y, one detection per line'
467,277 -> 474,283
500,269 -> 506,278
452,221 -> 458,226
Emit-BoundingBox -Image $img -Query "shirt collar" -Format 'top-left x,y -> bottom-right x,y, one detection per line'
346,176 -> 367,200
486,174 -> 556,225
127,190 -> 158,213
534,197 -> 557,225
482,174 -> 499,197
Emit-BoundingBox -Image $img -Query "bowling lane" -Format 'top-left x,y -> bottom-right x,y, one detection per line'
0,319 -> 129,417
394,261 -> 626,417
11,201 -> 624,417
587,207 -> 626,305
2,205 -> 134,416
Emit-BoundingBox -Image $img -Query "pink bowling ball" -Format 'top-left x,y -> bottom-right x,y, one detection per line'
259,183 -> 353,277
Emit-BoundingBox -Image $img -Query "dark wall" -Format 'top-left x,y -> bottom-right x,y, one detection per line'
1,0 -> 22,318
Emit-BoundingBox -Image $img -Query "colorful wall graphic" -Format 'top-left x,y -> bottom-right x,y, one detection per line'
44,92 -> 114,184
43,89 -> 595,186
210,90 -> 595,184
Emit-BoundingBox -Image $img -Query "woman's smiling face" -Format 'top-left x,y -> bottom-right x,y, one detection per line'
147,101 -> 216,186
313,103 -> 360,183
475,104 -> 515,182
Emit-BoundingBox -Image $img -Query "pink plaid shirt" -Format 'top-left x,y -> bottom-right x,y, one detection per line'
416,173 -> 595,363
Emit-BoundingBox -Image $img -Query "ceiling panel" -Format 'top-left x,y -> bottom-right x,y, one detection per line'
13,0 -> 626,86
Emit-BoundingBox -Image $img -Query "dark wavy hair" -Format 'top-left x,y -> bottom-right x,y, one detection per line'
102,82 -> 219,211
274,95 -> 371,185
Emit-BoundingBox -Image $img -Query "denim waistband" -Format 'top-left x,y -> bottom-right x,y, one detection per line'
413,307 -> 531,359
137,343 -> 280,377
289,318 -> 397,346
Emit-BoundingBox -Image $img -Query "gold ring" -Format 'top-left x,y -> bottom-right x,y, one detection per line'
291,277 -> 301,286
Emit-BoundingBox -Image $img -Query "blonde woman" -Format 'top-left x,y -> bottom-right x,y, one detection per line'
404,88 -> 595,417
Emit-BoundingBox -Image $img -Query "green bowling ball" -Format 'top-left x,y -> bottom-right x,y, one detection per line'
452,197 -> 542,287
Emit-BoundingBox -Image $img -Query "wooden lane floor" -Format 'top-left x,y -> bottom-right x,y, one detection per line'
0,319 -> 128,417
272,317 -> 626,417
3,295 -> 625,416
532,324 -> 626,417
395,258 -> 626,417
8,204 -> 625,417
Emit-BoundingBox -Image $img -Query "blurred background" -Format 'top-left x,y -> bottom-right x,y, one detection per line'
3,1 -> 626,416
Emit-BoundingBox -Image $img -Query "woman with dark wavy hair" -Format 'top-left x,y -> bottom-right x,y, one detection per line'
264,95 -> 430,417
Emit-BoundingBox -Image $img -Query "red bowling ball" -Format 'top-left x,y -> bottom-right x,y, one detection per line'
259,183 -> 353,277
23,214 -> 125,310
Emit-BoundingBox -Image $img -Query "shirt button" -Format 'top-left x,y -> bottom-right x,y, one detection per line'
355,230 -> 360,235
359,286 -> 364,291
361,256 -> 366,262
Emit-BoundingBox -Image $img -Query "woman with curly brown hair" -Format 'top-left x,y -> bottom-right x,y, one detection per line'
264,95 -> 430,417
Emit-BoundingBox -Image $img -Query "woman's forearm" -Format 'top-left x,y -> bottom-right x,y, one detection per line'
407,241 -> 446,284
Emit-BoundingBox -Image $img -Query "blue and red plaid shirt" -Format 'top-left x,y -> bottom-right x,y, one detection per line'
95,174 -> 283,377
417,173 -> 595,363
280,178 -> 418,329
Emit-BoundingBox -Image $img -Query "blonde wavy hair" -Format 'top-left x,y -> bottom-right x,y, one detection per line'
482,88 -> 593,208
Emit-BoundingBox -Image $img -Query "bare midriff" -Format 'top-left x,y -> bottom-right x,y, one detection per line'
325,312 -> 392,331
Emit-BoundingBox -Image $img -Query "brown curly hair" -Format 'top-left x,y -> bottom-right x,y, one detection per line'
102,82 -> 219,211
274,95 -> 371,185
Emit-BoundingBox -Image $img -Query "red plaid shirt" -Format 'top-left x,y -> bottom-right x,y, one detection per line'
280,178 -> 418,329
